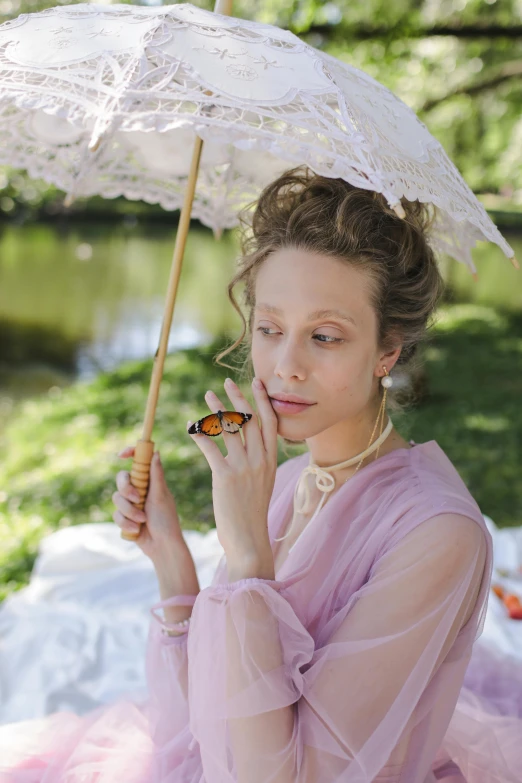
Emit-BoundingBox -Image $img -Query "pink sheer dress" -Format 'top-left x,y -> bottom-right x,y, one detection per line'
1,439 -> 522,782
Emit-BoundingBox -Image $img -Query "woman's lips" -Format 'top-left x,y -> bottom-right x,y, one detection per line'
269,398 -> 315,414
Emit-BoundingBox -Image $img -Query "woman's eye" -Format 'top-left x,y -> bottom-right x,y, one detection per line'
257,327 -> 279,336
256,327 -> 343,344
313,334 -> 343,343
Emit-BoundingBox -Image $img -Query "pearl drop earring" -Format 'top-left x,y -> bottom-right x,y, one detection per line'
381,366 -> 393,389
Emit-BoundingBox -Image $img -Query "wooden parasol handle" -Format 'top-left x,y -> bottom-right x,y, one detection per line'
120,135 -> 203,541
121,0 -> 234,542
128,439 -> 155,512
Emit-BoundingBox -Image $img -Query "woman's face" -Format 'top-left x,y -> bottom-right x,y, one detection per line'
251,246 -> 398,443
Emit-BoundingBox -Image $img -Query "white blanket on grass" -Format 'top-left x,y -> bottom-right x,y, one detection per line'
0,516 -> 521,725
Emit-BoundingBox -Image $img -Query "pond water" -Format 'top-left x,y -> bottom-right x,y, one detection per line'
1,219 -> 521,409
0,220 -> 239,403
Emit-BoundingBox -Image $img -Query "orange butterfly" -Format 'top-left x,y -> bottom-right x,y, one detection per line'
188,409 -> 253,437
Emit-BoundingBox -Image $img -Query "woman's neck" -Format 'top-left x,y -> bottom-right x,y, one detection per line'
305,413 -> 412,482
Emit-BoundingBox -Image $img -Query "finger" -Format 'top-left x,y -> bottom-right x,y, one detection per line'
204,388 -> 246,463
250,377 -> 278,456
149,451 -> 165,482
116,470 -> 141,503
117,446 -> 135,458
221,377 -> 264,456
111,490 -> 147,524
186,418 -> 227,475
112,509 -> 141,536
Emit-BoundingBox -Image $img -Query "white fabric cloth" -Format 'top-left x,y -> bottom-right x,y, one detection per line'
0,515 -> 520,727
0,525 -> 223,724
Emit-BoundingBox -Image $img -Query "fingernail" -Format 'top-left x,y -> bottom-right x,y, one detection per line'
253,377 -> 263,389
225,377 -> 236,387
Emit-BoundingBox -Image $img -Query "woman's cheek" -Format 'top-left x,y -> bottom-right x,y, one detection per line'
330,353 -> 368,397
250,337 -> 266,370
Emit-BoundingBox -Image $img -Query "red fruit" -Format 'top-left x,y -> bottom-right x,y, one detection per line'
492,584 -> 504,599
491,585 -> 522,619
502,594 -> 522,620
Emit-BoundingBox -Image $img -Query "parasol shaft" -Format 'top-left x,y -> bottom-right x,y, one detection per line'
122,0 -> 233,541
215,0 -> 233,12
142,134 -> 203,443
124,135 -> 204,532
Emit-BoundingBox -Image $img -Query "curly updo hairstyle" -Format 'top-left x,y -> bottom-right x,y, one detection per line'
214,165 -> 445,437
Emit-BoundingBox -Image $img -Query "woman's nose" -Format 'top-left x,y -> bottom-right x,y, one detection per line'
273,340 -> 307,381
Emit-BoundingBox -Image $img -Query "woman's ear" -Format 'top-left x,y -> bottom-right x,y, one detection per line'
376,343 -> 402,376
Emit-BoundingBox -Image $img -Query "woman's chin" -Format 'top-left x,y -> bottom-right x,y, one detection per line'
275,419 -> 312,443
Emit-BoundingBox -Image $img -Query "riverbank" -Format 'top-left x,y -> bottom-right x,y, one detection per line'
1,302 -> 521,600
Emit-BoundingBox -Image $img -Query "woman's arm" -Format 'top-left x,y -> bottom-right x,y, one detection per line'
146,541 -> 201,746
187,513 -> 488,783
154,538 -> 201,627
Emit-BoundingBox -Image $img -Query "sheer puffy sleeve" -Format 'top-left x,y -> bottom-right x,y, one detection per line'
187,513 -> 488,783
145,594 -> 197,751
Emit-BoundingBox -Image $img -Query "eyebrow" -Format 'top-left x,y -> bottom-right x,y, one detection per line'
255,303 -> 358,328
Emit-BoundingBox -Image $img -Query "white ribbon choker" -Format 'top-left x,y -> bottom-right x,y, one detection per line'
274,416 -> 394,544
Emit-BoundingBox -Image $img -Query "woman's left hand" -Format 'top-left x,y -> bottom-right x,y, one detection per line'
187,377 -> 278,572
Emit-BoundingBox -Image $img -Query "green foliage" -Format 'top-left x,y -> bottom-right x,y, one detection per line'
405,304 -> 522,528
1,304 -> 522,601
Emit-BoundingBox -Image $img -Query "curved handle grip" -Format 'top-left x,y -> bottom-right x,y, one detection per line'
120,439 -> 154,542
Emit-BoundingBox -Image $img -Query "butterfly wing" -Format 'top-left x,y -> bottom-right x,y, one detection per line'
221,411 -> 253,433
188,411 -> 253,437
188,413 -> 223,437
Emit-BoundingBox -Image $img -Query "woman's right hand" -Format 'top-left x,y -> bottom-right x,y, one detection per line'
112,446 -> 185,564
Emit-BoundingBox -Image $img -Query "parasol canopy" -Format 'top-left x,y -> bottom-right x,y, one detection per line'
0,1 -> 517,272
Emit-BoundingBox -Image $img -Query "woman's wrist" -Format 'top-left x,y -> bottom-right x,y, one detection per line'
160,617 -> 191,638
153,539 -> 200,625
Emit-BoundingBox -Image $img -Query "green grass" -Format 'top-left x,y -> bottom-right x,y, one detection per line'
1,302 -> 521,601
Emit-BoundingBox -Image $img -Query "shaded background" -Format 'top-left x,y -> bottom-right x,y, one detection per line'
0,0 -> 521,600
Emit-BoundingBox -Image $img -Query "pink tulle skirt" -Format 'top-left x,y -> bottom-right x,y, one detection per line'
440,641 -> 522,781
1,640 -> 521,783
0,701 -> 156,783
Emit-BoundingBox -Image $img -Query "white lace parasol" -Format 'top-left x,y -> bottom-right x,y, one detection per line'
0,2 -> 517,274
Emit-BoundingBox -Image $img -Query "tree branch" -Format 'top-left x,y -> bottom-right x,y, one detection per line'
420,60 -> 522,112
298,23 -> 522,41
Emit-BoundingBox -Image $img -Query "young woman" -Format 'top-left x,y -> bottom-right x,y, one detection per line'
1,167 -> 521,782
